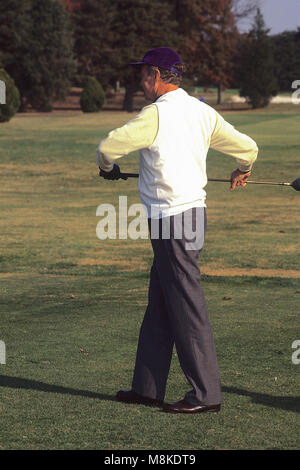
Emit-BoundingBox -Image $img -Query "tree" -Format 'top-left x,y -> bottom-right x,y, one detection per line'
0,0 -> 31,80
113,0 -> 181,111
25,0 -> 76,111
271,29 -> 300,91
61,0 -> 81,12
72,0 -> 180,112
0,0 -> 75,111
232,0 -> 260,22
72,0 -> 116,89
173,0 -> 239,104
238,9 -> 278,108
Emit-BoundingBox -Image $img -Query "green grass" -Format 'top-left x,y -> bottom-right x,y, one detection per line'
0,104 -> 299,450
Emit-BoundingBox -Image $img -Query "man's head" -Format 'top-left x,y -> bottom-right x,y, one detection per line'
130,47 -> 185,101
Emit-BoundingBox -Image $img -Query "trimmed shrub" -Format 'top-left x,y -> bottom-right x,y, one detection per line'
80,77 -> 105,113
0,68 -> 20,122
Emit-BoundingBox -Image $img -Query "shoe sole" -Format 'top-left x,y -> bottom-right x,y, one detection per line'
163,406 -> 221,414
116,396 -> 163,407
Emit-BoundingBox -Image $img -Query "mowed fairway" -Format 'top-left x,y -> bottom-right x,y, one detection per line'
0,104 -> 299,450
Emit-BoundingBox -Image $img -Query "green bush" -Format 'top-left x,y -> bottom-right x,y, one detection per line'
80,77 -> 105,113
0,68 -> 20,122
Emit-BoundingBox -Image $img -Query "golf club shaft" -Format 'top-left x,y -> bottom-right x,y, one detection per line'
120,173 -> 292,186
207,178 -> 291,186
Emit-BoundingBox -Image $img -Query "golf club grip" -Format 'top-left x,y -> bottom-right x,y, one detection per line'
120,173 -> 291,186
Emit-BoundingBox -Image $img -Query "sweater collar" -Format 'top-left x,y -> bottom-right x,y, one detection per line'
154,88 -> 186,103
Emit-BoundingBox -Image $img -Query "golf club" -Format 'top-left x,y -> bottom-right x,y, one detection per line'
119,173 -> 300,191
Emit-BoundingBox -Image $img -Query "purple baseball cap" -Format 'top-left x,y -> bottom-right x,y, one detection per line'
129,47 -> 183,75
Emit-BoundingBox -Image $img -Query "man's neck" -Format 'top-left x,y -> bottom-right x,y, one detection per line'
154,83 -> 179,101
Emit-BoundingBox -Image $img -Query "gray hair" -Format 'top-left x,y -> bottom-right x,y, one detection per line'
146,64 -> 186,86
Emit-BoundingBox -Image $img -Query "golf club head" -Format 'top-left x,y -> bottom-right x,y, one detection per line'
291,178 -> 300,191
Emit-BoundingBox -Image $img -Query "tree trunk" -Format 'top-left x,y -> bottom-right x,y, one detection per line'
217,82 -> 223,105
123,84 -> 135,112
18,95 -> 28,112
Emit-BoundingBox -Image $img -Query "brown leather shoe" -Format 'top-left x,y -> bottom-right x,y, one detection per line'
116,390 -> 163,407
163,399 -> 221,414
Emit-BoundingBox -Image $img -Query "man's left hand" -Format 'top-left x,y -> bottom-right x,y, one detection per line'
230,168 -> 251,191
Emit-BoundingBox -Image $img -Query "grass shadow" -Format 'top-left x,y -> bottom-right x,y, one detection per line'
1,375 -> 298,413
223,385 -> 300,413
0,374 -> 116,402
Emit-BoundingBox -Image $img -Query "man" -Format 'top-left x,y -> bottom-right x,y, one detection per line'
96,47 -> 258,414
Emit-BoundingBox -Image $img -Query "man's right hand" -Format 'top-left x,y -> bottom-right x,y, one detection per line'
230,168 -> 251,191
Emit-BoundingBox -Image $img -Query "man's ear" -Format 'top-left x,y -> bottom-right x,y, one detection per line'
154,67 -> 160,81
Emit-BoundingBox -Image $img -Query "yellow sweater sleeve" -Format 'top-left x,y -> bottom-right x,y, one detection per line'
96,104 -> 158,171
210,112 -> 258,172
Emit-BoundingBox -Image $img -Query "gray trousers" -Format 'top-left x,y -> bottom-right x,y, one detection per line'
132,207 -> 222,406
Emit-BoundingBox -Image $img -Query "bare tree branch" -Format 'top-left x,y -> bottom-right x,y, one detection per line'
232,0 -> 261,20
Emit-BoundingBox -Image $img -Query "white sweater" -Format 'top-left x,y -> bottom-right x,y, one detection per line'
139,89 -> 219,216
97,88 -> 258,218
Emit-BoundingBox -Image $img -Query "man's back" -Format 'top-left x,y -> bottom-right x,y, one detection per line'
139,88 -> 217,216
